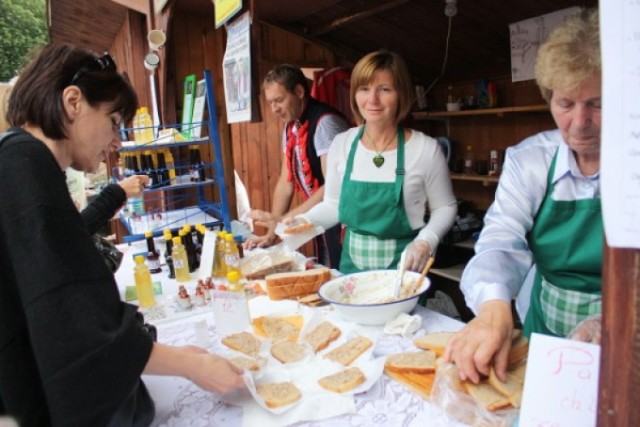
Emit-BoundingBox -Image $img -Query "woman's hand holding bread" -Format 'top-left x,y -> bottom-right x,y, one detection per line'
443,300 -> 513,384
185,352 -> 246,393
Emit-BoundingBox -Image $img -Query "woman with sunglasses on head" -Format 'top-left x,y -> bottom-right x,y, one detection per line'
0,43 -> 244,427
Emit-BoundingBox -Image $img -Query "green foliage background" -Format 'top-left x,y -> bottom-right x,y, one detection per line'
0,0 -> 48,81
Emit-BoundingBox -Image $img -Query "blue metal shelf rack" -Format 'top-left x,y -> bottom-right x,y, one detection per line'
117,70 -> 232,243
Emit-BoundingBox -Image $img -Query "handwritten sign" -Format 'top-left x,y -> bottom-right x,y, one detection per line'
601,1 -> 640,248
211,290 -> 251,335
519,333 -> 600,427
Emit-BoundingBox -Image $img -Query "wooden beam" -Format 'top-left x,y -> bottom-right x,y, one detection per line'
598,245 -> 640,426
110,0 -> 148,14
309,0 -> 411,36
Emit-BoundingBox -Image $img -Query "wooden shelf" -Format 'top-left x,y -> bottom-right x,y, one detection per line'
412,104 -> 548,120
450,173 -> 499,186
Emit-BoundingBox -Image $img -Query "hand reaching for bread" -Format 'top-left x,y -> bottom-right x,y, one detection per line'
186,352 -> 246,393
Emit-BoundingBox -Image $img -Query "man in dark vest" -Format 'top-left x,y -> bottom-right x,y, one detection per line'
246,64 -> 349,268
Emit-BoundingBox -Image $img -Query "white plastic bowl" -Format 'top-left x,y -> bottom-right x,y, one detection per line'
318,270 -> 430,325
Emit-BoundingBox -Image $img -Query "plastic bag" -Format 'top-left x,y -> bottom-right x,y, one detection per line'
430,361 -> 518,427
240,245 -> 308,280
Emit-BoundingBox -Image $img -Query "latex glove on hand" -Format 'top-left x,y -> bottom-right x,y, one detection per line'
403,240 -> 432,273
569,315 -> 602,344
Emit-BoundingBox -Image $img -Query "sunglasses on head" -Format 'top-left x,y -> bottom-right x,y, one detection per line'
69,53 -> 116,86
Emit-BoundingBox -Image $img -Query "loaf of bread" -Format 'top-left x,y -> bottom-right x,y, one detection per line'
385,350 -> 437,374
270,340 -> 306,364
265,267 -> 331,300
318,367 -> 365,393
240,253 -> 296,280
256,381 -> 302,408
304,321 -> 341,352
325,336 -> 372,366
413,332 -> 455,356
221,332 -> 261,356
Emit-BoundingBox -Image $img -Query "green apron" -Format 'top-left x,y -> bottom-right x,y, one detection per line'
524,149 -> 603,338
338,126 -> 418,273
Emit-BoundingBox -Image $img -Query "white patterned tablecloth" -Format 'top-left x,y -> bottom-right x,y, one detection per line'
144,305 -> 468,427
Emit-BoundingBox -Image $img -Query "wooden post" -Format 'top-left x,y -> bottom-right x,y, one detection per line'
598,244 -> 640,425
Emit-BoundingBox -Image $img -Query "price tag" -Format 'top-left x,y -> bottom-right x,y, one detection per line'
211,290 -> 251,335
519,333 -> 600,427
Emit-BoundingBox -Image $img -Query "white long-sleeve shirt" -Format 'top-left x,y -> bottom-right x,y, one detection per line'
303,126 -> 457,253
461,129 -> 601,315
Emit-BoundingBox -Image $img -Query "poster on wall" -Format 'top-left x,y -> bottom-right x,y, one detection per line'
213,0 -> 242,29
222,12 -> 252,123
601,1 -> 640,248
509,7 -> 580,82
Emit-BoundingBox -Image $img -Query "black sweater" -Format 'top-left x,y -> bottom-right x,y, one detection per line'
0,129 -> 154,427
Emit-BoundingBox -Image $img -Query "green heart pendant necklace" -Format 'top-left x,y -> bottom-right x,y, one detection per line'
366,128 -> 397,168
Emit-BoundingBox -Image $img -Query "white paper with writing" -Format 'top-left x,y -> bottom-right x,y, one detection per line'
519,333 -> 600,427
211,290 -> 251,335
197,229 -> 217,280
601,2 -> 640,248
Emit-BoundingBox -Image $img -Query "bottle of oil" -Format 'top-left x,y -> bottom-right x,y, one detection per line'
224,233 -> 241,276
138,107 -> 154,144
144,231 -> 162,274
134,255 -> 156,308
212,230 -> 228,278
172,236 -> 191,282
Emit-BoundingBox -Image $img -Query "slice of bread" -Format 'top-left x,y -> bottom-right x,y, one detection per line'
229,356 -> 261,371
462,380 -> 512,412
413,332 -> 455,356
283,222 -> 314,234
265,267 -> 331,300
385,350 -> 437,374
488,368 -> 521,398
261,317 -> 301,343
271,340 -> 306,363
240,253 -> 295,280
304,321 -> 341,352
508,335 -> 529,369
256,381 -> 302,408
324,336 -> 373,366
221,332 -> 260,356
318,367 -> 366,393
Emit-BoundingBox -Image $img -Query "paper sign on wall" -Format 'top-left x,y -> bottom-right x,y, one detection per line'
519,333 -> 600,427
211,290 -> 251,335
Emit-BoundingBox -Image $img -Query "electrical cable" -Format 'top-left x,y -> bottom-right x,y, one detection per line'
425,15 -> 453,95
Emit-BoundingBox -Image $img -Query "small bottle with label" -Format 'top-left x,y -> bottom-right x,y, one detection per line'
489,149 -> 501,176
163,230 -> 175,279
144,231 -> 162,274
212,230 -> 228,278
134,255 -> 156,308
226,270 -> 244,293
464,145 -> 474,175
224,233 -> 241,276
172,236 -> 191,282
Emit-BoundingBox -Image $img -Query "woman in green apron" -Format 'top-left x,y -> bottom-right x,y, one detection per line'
294,50 -> 457,274
444,10 -> 602,384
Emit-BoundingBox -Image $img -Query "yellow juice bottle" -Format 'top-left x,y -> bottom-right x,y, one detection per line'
172,236 -> 191,282
134,255 -> 156,308
224,233 -> 241,276
212,230 -> 228,278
